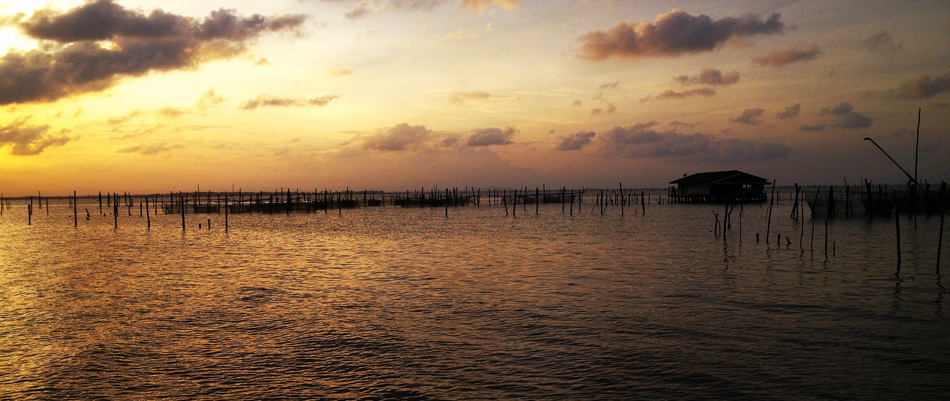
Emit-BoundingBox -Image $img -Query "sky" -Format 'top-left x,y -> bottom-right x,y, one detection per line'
0,0 -> 948,196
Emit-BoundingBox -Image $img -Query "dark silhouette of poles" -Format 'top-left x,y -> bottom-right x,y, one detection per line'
73,191 -> 78,227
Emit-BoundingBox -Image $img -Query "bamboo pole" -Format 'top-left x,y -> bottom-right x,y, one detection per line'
73,191 -> 78,227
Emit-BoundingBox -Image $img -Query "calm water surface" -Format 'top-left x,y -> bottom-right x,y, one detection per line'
1,199 -> 948,399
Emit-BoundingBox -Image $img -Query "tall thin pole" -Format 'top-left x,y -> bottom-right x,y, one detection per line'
914,108 -> 921,192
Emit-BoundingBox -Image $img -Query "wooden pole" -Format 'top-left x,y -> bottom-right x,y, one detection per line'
895,195 -> 901,269
536,187 -> 539,215
620,183 -> 624,216
73,191 -> 78,227
145,196 -> 151,229
766,180 -> 776,245
28,197 -> 32,225
513,189 -> 517,217
641,191 -> 646,216
824,219 -> 829,257
225,194 -> 229,232
113,193 -> 118,229
503,190 -> 509,216
938,182 -> 947,273
181,194 -> 186,232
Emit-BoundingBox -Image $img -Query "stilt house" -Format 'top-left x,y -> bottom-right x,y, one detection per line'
669,170 -> 769,203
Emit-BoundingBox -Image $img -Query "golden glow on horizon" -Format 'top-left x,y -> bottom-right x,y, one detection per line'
0,1 -> 948,196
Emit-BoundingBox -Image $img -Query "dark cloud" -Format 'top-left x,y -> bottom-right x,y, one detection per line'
864,30 -> 903,54
578,10 -> 783,60
600,81 -> 620,89
240,95 -> 338,110
820,102 -> 872,128
362,123 -> 431,151
467,127 -> 515,147
799,123 -> 825,131
439,135 -> 460,147
0,118 -> 72,155
730,108 -> 765,125
673,68 -> 739,86
555,131 -> 595,151
599,122 -> 789,162
117,143 -> 175,155
0,1 -> 306,105
449,91 -> 491,104
896,72 -> 950,99
572,100 -> 582,106
640,87 -> 716,102
776,103 -> 800,119
753,44 -> 821,67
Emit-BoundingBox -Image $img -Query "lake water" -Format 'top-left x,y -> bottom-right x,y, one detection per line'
1,197 -> 947,399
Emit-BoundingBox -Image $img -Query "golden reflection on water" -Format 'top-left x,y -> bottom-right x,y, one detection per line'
0,200 -> 947,398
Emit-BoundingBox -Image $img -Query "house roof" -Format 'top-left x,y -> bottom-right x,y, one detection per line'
669,170 -> 770,185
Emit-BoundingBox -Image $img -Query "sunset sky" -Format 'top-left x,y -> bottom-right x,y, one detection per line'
1,0 -> 948,196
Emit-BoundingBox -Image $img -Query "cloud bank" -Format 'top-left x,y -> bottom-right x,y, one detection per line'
897,72 -> 950,99
640,87 -> 716,102
864,30 -> 903,54
820,102 -> 872,129
599,122 -> 789,162
357,123 -> 516,152
674,68 -> 740,86
730,108 -> 765,125
579,10 -> 784,60
555,131 -> 596,151
776,104 -> 800,119
240,95 -> 338,110
0,118 -> 72,155
0,0 -> 306,105
467,127 -> 516,146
